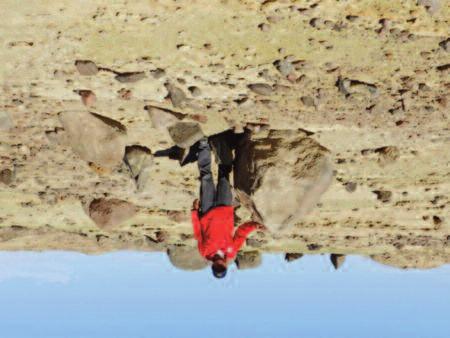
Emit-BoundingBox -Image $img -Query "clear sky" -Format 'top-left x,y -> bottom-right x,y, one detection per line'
0,251 -> 449,338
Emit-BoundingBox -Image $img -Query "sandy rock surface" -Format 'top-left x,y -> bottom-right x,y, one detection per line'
1,0 -> 449,270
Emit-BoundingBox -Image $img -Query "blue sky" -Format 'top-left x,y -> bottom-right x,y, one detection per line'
0,252 -> 449,338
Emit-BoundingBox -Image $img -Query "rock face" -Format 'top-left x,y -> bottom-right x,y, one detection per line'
235,251 -> 262,269
234,129 -> 333,231
88,198 -> 137,229
167,245 -> 208,271
58,111 -> 126,169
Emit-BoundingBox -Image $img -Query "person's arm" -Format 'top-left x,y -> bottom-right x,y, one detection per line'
192,210 -> 202,240
233,221 -> 261,251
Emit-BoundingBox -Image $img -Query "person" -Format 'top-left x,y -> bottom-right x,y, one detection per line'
191,136 -> 265,279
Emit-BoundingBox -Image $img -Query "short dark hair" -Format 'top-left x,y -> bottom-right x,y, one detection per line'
212,262 -> 227,279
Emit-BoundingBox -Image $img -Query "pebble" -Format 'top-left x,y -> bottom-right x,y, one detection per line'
439,38 -> 449,52
150,68 -> 166,79
0,111 -> 13,131
258,23 -> 270,32
373,190 -> 392,203
74,90 -> 96,107
188,86 -> 202,97
165,82 -> 187,107
337,77 -> 378,96
248,83 -> 273,96
115,71 -> 146,83
117,88 -> 132,100
0,168 -> 14,185
74,60 -> 99,75
345,182 -> 357,193
301,96 -> 315,107
273,59 -> 294,77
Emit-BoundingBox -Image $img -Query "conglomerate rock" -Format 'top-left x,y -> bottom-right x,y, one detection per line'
0,0 -> 449,269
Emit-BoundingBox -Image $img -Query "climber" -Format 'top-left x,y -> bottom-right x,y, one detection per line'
191,135 -> 266,279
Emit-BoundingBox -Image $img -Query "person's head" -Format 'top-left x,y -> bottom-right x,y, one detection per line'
211,256 -> 227,279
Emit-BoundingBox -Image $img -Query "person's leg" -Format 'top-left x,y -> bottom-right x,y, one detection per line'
198,138 -> 215,214
215,164 -> 233,206
210,133 -> 233,167
210,134 -> 234,207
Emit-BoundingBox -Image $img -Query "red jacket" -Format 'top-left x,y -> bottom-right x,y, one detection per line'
191,206 -> 258,260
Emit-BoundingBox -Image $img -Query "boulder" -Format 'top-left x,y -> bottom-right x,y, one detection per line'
145,105 -> 185,130
235,251 -> 262,270
168,121 -> 204,149
330,254 -> 346,269
58,111 -> 126,169
89,198 -> 137,229
167,245 -> 208,271
124,145 -> 153,192
285,253 -> 303,262
233,129 -> 333,231
371,250 -> 450,269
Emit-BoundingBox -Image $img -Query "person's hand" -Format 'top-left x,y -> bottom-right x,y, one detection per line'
192,199 -> 200,210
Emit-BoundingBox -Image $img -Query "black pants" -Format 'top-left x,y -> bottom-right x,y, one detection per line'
198,139 -> 232,215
